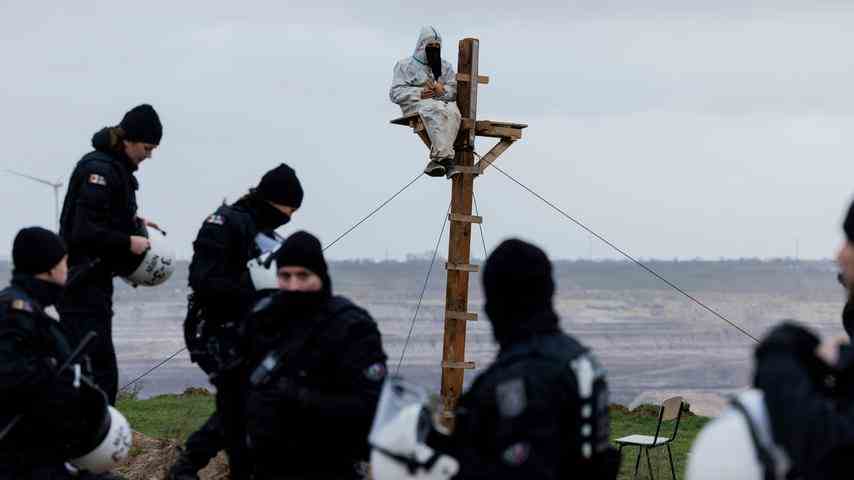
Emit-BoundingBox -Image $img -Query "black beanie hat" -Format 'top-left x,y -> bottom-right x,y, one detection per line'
844,200 -> 854,242
274,231 -> 330,291
483,238 -> 555,319
119,104 -> 163,145
257,164 -> 304,209
12,227 -> 67,275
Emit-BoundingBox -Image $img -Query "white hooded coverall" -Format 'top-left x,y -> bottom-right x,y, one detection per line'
390,26 -> 462,162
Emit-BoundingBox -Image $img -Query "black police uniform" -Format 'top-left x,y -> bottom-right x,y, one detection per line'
0,274 -> 106,479
753,322 -> 854,479
446,311 -> 616,480
173,201 -> 260,478
240,294 -> 388,479
58,127 -> 142,405
174,192 -> 296,479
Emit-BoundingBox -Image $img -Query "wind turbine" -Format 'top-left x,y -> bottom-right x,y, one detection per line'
4,169 -> 64,231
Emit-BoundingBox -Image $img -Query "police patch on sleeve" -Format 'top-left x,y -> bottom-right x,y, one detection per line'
501,442 -> 530,467
88,174 -> 107,186
205,214 -> 225,225
11,299 -> 33,312
363,362 -> 387,382
496,378 -> 527,418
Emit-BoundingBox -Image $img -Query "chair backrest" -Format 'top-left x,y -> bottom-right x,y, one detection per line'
652,396 -> 684,444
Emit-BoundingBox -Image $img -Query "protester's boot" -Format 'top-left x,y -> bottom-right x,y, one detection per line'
424,160 -> 446,177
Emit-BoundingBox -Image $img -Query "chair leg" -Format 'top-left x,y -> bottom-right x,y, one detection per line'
645,448 -> 655,480
633,447 -> 642,480
667,444 -> 677,480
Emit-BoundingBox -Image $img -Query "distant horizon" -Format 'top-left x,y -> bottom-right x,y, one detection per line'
0,255 -> 839,264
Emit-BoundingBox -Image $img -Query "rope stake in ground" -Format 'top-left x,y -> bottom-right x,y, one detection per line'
489,162 -> 759,344
396,203 -> 451,374
324,172 -> 425,252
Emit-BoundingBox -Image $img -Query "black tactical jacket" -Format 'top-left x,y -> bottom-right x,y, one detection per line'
753,322 -> 854,479
240,295 -> 388,479
447,311 -> 617,480
59,127 -> 140,279
0,275 -> 104,466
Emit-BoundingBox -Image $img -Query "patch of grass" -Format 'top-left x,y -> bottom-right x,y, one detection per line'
117,389 -> 216,442
610,404 -> 710,480
117,394 -> 709,478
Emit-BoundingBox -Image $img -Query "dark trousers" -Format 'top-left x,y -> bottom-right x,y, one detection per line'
58,280 -> 118,405
181,385 -> 248,478
0,463 -> 71,480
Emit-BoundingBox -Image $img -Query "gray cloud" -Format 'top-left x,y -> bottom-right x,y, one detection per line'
1,1 -> 853,263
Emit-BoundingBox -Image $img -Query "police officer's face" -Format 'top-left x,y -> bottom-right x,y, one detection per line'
277,266 -> 323,292
838,241 -> 854,288
270,203 -> 297,217
123,141 -> 157,166
48,255 -> 68,286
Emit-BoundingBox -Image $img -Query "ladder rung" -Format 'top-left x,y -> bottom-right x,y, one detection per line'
445,262 -> 479,272
448,213 -> 482,224
442,361 -> 476,369
445,310 -> 478,321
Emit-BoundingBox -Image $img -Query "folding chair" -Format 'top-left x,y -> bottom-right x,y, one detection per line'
615,396 -> 684,480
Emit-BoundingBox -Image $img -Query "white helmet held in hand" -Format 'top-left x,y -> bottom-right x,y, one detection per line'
370,378 -> 459,480
122,228 -> 175,287
686,389 -> 790,480
70,406 -> 133,473
248,232 -> 284,291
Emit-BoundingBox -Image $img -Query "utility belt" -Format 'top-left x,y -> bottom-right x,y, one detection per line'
184,294 -> 243,378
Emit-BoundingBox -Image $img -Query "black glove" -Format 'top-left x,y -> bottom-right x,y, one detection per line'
166,452 -> 202,480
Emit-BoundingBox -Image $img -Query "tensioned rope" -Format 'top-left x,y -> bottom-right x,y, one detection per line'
486,160 -> 759,344
472,192 -> 488,260
323,172 -> 425,252
395,203 -> 451,374
121,171 -> 429,392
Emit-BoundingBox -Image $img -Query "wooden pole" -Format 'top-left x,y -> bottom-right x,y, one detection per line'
440,38 -> 479,422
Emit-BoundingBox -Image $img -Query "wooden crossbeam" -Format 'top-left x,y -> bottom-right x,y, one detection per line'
442,361 -> 476,369
476,138 -> 515,173
445,310 -> 478,321
448,213 -> 482,224
445,262 -> 479,272
456,73 -> 490,84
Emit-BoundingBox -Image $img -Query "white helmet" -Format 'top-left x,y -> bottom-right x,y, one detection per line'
122,228 -> 176,287
70,406 -> 133,473
248,232 -> 284,291
686,390 -> 790,480
370,378 -> 459,480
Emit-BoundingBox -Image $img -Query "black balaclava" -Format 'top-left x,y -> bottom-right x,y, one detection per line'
249,191 -> 293,232
482,239 -> 559,348
426,45 -> 442,82
272,231 -> 331,321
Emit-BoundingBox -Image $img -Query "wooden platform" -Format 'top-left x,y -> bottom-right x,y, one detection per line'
391,113 -> 527,142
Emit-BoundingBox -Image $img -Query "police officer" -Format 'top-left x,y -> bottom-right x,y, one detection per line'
0,228 -> 113,479
168,164 -> 303,479
687,199 -> 854,480
58,104 -> 163,405
240,231 -> 388,479
440,239 -> 619,479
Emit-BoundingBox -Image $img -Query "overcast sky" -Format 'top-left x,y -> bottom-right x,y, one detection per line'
1,1 -> 854,261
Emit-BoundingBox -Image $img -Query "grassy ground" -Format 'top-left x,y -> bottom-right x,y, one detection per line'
118,391 -> 710,479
